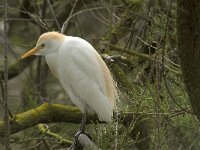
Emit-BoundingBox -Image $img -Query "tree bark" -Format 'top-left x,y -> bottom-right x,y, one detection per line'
177,0 -> 200,121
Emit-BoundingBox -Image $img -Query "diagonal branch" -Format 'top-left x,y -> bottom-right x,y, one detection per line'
0,103 -> 84,136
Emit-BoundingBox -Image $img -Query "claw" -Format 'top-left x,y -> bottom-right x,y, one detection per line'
73,130 -> 84,149
75,130 -> 83,138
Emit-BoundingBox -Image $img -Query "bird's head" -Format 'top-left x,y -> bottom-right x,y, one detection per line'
21,32 -> 65,59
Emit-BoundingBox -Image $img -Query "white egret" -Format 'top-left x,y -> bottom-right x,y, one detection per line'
21,32 -> 118,136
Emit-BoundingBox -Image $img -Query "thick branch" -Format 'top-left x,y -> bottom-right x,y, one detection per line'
0,103 -> 96,136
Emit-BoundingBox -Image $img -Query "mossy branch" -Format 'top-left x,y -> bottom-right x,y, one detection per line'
0,103 -> 87,136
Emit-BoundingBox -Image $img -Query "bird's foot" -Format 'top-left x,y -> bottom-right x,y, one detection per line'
75,130 -> 92,140
73,130 -> 92,149
75,130 -> 83,140
72,130 -> 83,149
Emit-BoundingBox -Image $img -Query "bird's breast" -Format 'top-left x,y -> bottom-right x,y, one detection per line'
45,53 -> 59,78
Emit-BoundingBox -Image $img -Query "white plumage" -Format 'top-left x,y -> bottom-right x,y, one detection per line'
21,32 -> 117,123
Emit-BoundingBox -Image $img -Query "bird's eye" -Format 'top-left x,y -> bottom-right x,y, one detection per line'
41,43 -> 45,48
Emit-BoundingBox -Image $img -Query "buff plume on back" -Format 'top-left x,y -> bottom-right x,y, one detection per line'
94,51 -> 118,107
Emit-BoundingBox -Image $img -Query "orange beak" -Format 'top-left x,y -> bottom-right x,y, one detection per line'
21,47 -> 39,59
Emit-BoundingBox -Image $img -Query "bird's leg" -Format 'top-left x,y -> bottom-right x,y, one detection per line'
80,112 -> 87,133
75,112 -> 87,138
73,112 -> 87,149
72,113 -> 92,149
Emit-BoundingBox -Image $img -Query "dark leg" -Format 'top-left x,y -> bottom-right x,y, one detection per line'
72,112 -> 87,149
79,112 -> 86,133
75,112 -> 87,138
70,112 -> 93,150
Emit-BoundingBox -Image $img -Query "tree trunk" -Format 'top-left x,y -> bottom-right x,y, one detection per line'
177,0 -> 200,121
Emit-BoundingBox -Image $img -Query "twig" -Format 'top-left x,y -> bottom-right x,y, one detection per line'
156,1 -> 172,149
0,76 -> 5,106
38,124 -> 72,146
60,6 -> 121,34
47,0 -> 61,30
0,76 -> 13,117
136,36 -> 158,50
0,18 -> 55,21
41,139 -> 52,150
20,142 -> 43,150
16,0 -> 49,31
61,0 -> 79,33
86,3 -> 109,26
3,0 -> 10,149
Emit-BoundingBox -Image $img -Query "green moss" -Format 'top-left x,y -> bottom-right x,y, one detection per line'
112,64 -> 134,90
0,103 -> 81,136
38,124 -> 73,146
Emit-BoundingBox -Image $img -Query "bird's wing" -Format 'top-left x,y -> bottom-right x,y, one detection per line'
57,37 -> 113,122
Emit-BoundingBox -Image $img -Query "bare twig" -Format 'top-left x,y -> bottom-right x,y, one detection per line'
0,76 -> 13,117
3,0 -> 10,149
41,139 -> 52,150
16,0 -> 49,31
136,36 -> 158,50
61,0 -> 79,33
155,1 -> 172,149
0,18 -> 55,21
47,0 -> 61,30
0,76 -> 5,107
60,5 -> 121,34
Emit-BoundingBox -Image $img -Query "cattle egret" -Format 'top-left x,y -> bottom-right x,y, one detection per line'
21,32 -> 118,136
